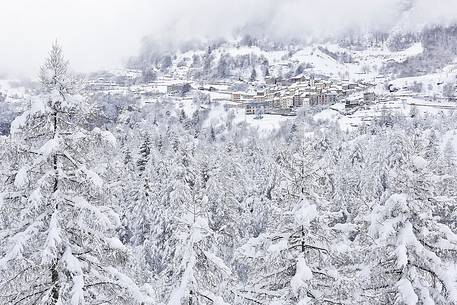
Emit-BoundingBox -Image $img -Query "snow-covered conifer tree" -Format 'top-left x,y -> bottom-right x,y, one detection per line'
0,42 -> 152,305
365,128 -> 457,305
160,143 -> 233,305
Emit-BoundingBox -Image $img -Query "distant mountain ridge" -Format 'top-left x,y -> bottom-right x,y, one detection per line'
130,0 -> 457,81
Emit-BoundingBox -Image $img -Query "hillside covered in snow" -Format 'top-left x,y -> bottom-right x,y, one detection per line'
1,1 -> 457,304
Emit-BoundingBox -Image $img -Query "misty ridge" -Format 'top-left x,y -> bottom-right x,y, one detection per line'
1,0 -> 457,77
132,0 -> 457,72
1,1 -> 457,305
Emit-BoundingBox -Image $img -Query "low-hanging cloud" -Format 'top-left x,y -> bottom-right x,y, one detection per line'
1,0 -> 457,78
0,0 -> 155,77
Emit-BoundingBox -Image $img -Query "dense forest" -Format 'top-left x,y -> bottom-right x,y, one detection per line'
1,44 -> 457,305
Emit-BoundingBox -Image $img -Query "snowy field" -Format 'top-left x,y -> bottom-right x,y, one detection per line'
314,97 -> 457,130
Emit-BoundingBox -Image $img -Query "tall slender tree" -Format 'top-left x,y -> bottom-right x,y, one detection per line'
0,42 -> 152,305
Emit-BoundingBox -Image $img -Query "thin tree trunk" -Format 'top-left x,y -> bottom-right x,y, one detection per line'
52,110 -> 59,192
50,262 -> 59,304
51,110 -> 60,304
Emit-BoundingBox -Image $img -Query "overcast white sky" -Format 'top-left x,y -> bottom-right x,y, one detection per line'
1,0 -> 457,78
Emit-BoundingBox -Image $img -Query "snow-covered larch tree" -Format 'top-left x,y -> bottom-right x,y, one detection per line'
366,129 -> 457,305
0,42 -> 152,305
235,131 -> 346,305
160,143 -> 233,305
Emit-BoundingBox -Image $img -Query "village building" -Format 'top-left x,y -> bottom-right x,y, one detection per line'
302,97 -> 310,107
231,92 -> 241,103
345,99 -> 360,108
292,94 -> 303,108
167,82 -> 191,95
309,91 -> 338,106
280,94 -> 294,109
255,91 -> 266,102
364,92 -> 376,103
245,101 -> 268,115
309,75 -> 315,87
271,96 -> 281,108
265,76 -> 283,85
328,91 -> 338,104
292,91 -> 309,108
315,82 -> 326,91
290,75 -> 309,83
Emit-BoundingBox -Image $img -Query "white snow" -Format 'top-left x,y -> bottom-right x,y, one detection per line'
204,293 -> 230,305
369,193 -> 409,240
0,220 -> 41,269
290,256 -> 313,295
93,127 -> 117,146
106,237 -> 127,251
203,250 -> 231,275
10,112 -> 28,134
107,267 -> 156,304
73,196 -> 112,228
37,138 -> 61,159
42,210 -> 62,264
411,155 -> 428,170
396,278 -> 419,305
237,235 -> 265,258
62,247 -> 85,305
395,224 -> 416,269
81,167 -> 104,187
294,201 -> 318,227
29,97 -> 48,115
14,166 -> 28,188
28,189 -> 42,208
268,238 -> 288,254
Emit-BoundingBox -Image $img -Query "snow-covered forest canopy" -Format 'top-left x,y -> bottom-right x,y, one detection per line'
1,40 -> 457,305
2,0 -> 457,304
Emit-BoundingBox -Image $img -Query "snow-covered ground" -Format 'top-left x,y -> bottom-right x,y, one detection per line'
3,40 -> 457,138
167,40 -> 428,83
313,97 -> 457,131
